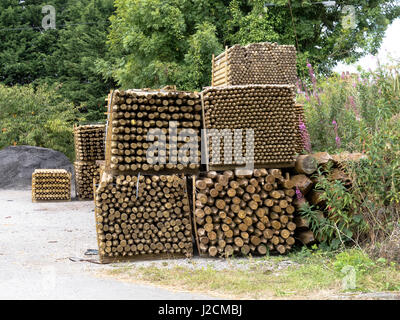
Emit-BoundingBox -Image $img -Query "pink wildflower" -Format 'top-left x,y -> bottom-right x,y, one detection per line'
348,96 -> 361,121
295,187 -> 304,200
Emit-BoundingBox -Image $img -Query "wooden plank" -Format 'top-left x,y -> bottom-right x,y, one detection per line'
224,46 -> 228,84
191,175 -> 206,257
32,198 -> 71,203
214,52 -> 226,62
214,65 -> 229,77
93,177 -> 103,264
211,54 -> 215,86
213,63 -> 227,73
104,90 -> 115,171
213,71 -> 227,83
99,252 -> 191,264
208,162 -> 295,171
103,167 -> 200,177
200,93 -> 210,172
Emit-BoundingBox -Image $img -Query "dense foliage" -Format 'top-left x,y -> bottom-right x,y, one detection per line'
99,0 -> 400,90
298,63 -> 400,257
0,0 -> 115,119
0,84 -> 79,160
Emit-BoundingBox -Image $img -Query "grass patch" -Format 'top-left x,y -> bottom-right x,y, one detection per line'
104,248 -> 400,299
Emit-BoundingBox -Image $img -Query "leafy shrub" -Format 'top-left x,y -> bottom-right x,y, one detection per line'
299,64 -> 400,257
333,249 -> 375,275
299,170 -> 366,250
0,84 -> 80,160
298,64 -> 400,153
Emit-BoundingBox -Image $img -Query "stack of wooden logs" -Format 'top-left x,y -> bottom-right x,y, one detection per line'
290,152 -> 366,245
74,161 -> 100,200
106,89 -> 202,173
212,42 -> 297,87
202,85 -> 299,168
294,103 -> 306,153
193,168 -> 297,257
94,172 -> 193,262
74,124 -> 105,161
32,169 -> 71,202
74,124 -> 105,200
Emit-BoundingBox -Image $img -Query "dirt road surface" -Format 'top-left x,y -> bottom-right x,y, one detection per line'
0,190 -> 213,300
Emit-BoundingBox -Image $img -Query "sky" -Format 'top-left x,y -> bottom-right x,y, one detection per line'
334,18 -> 400,73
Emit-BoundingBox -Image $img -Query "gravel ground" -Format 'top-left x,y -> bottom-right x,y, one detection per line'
1,189 -> 399,300
0,190 -> 213,300
122,256 -> 297,273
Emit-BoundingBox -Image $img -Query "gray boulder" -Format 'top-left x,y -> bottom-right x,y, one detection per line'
0,145 -> 74,190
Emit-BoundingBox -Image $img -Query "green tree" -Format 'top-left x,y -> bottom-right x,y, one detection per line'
44,0 -> 115,120
100,0 -> 400,90
0,0 -> 66,85
97,0 -> 227,90
0,84 -> 79,160
0,0 -> 115,120
228,0 -> 400,75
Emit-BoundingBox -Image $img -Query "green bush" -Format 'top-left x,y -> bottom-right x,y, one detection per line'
0,84 -> 80,160
299,64 -> 400,256
298,65 -> 400,153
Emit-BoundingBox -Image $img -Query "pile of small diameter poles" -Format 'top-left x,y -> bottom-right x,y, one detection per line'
212,42 -> 297,86
193,168 -> 297,257
95,173 -> 193,262
74,124 -> 105,200
107,89 -> 202,173
291,153 -> 366,245
32,169 -> 71,202
74,161 -> 100,200
202,85 -> 298,168
294,103 -> 306,154
74,124 -> 105,162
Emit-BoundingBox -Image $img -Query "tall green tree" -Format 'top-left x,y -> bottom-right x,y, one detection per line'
98,0 -> 226,91
0,0 -> 66,85
45,0 -> 115,120
100,0 -> 400,90
0,0 -> 115,120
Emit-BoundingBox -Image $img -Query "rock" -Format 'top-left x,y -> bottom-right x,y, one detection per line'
0,146 -> 74,191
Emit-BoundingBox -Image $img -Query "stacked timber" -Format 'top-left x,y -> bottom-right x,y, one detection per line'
74,124 -> 105,200
74,124 -> 105,161
202,85 -> 298,169
294,103 -> 306,153
291,152 -> 366,245
32,169 -> 71,202
106,89 -> 202,173
75,161 -> 100,200
193,168 -> 297,257
95,173 -> 193,262
212,43 -> 297,86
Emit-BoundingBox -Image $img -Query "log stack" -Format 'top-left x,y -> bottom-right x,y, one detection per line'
105,89 -> 202,174
75,161 -> 100,200
294,103 -> 306,153
74,124 -> 105,200
202,85 -> 298,169
212,43 -> 297,87
95,173 -> 193,262
193,168 -> 297,257
291,152 -> 366,245
32,169 -> 71,202
74,124 -> 105,161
